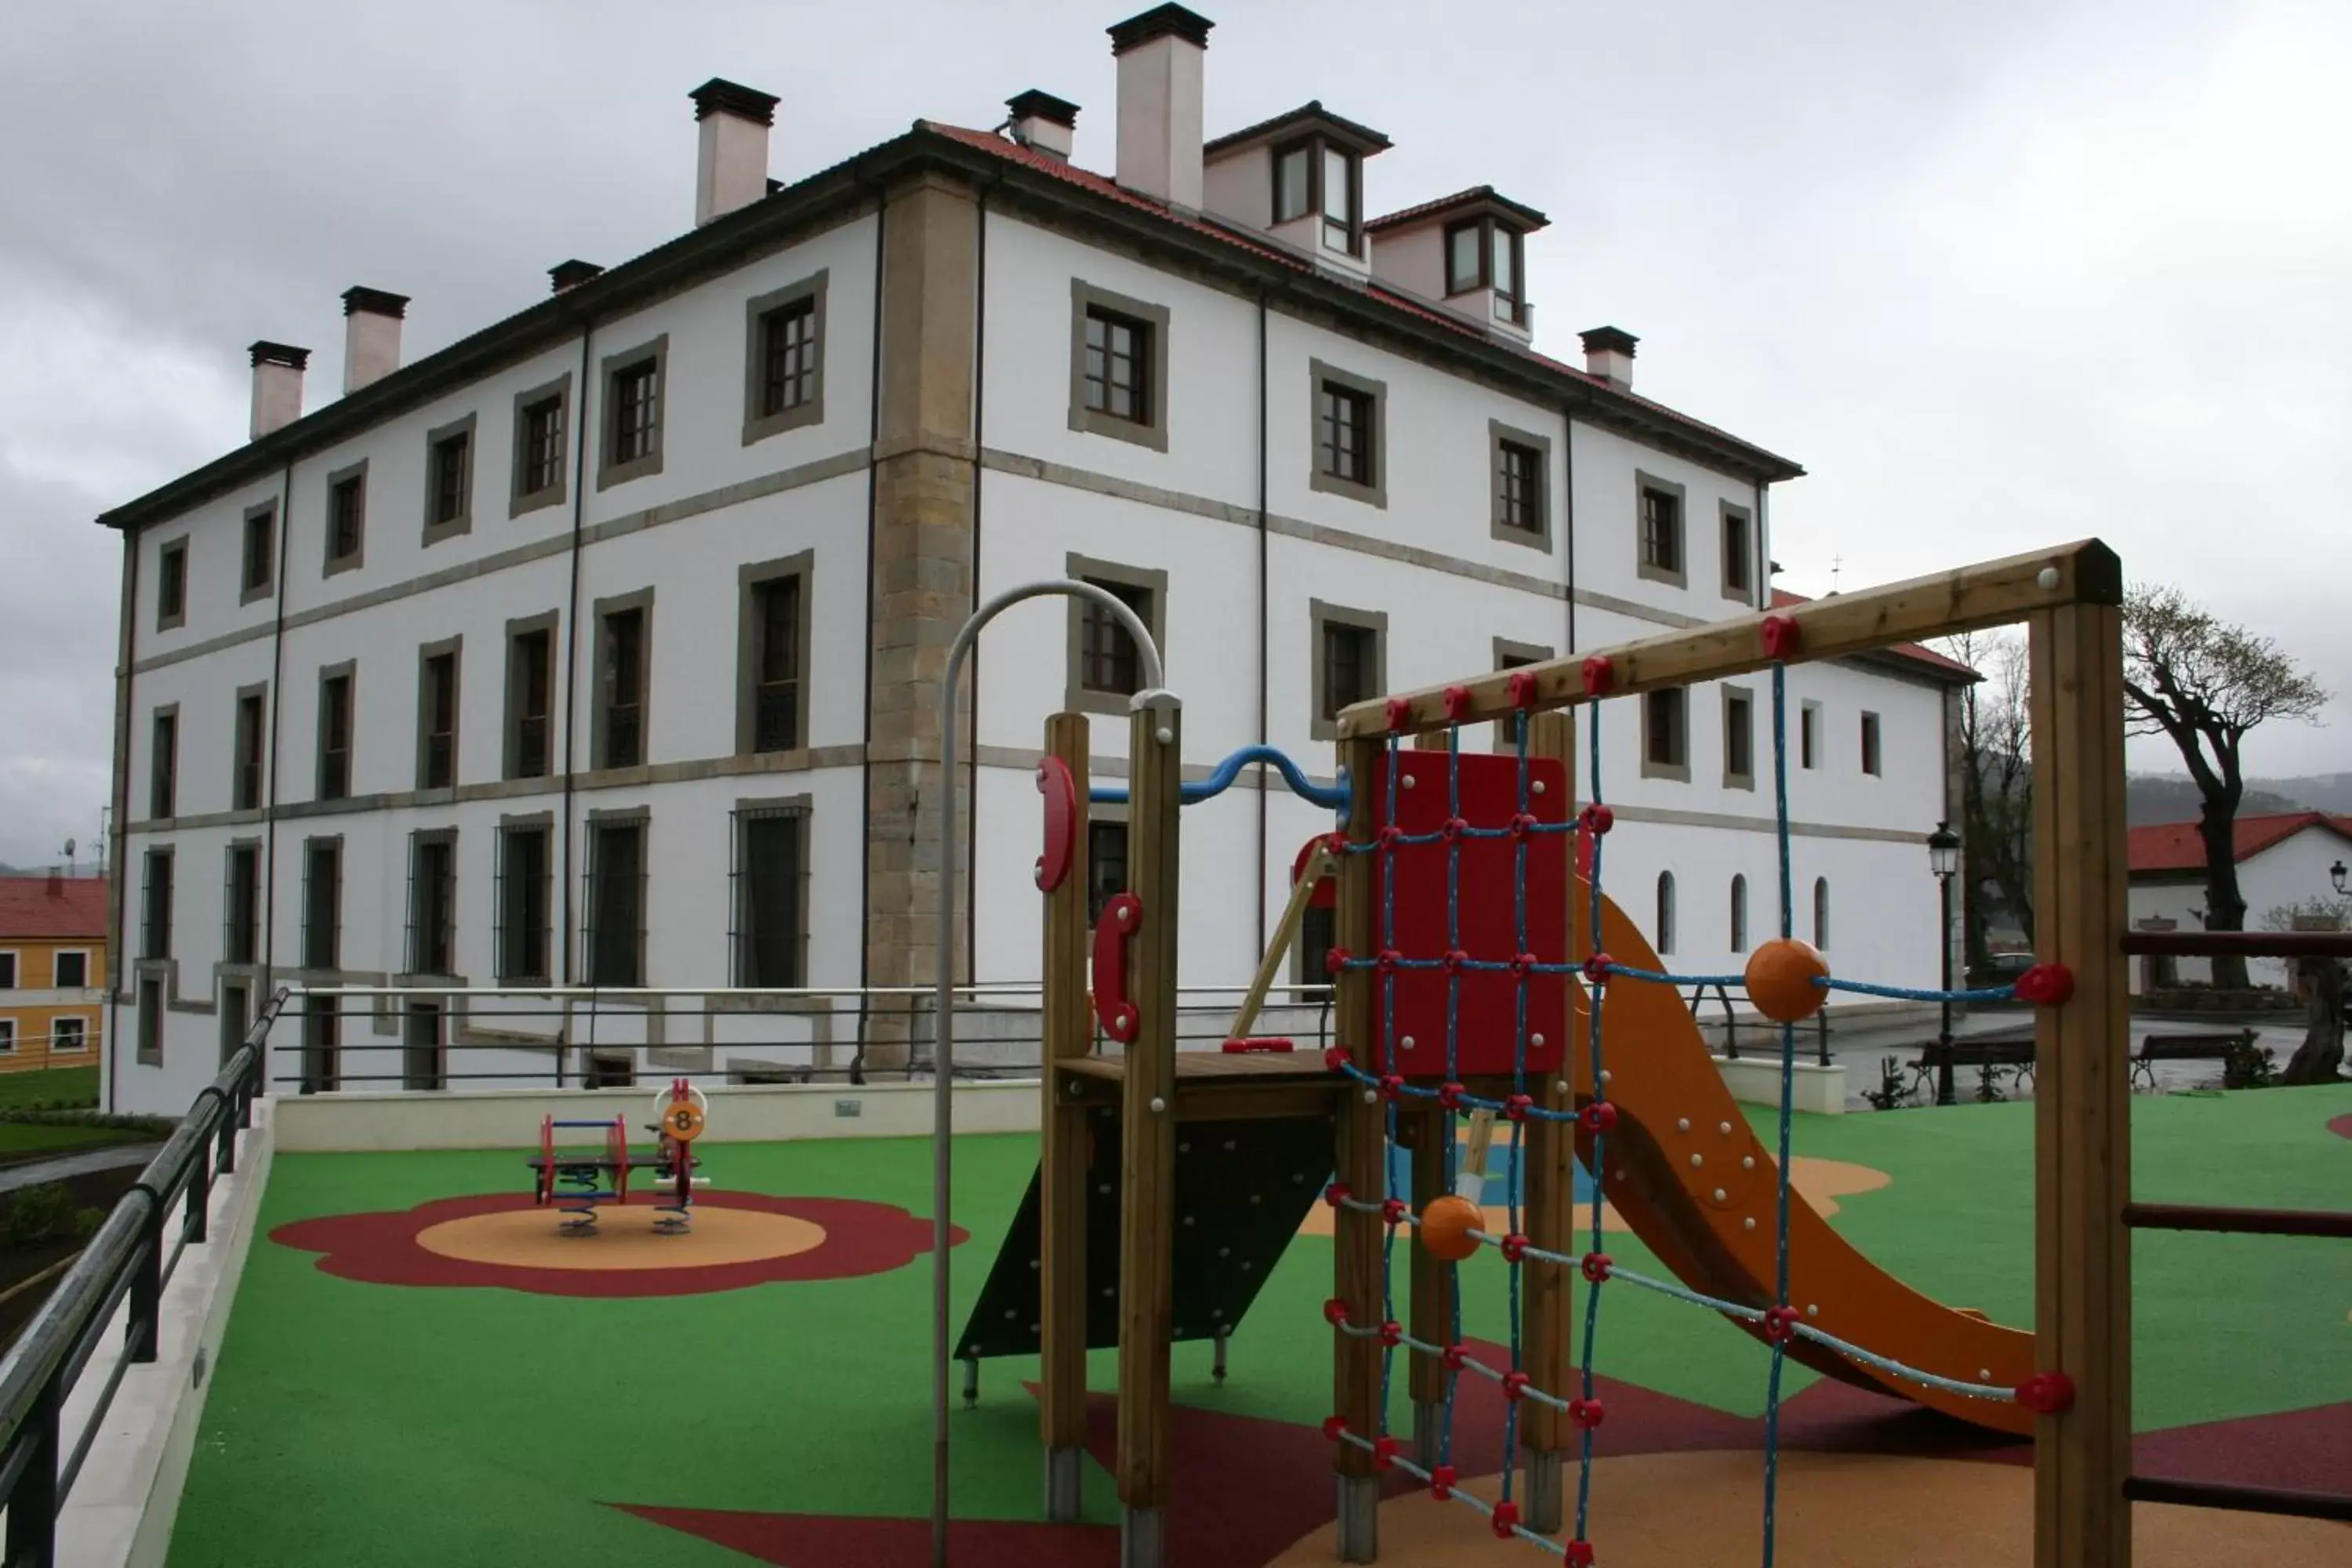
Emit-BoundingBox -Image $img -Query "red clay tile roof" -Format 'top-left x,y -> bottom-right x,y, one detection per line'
0,876 -> 108,940
2128,812 -> 2352,874
1768,588 -> 1976,680
1367,184 -> 1549,234
925,124 -> 1801,477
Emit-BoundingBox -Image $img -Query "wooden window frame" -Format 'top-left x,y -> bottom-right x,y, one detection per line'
148,704 -> 179,822
1309,599 -> 1388,742
590,589 -> 654,773
1722,684 -> 1756,790
1635,470 -> 1686,588
492,813 -> 555,985
422,412 -> 477,547
315,660 -> 356,802
742,270 -> 828,444
1720,499 -> 1755,604
1308,359 -> 1387,508
1269,135 -> 1365,257
415,636 -> 463,792
323,459 -> 368,578
1799,700 -> 1822,771
300,836 -> 343,972
503,611 -> 559,782
1488,419 -> 1553,550
1860,710 -> 1883,777
597,336 -> 668,491
736,554 -> 814,757
509,373 -> 572,518
239,499 -> 277,607
223,841 -> 261,967
232,682 -> 268,812
155,537 -> 188,632
1641,686 -> 1691,782
1063,554 -> 1168,717
583,811 -> 651,988
1067,280 -> 1171,451
729,796 -> 813,988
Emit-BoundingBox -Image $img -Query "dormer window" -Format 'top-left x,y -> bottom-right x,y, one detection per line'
1443,217 -> 1528,324
1270,136 -> 1363,256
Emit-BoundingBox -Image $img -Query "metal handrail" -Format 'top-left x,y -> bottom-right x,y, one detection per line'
0,986 -> 282,1562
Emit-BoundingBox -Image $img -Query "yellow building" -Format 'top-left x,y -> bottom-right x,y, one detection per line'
0,873 -> 108,1075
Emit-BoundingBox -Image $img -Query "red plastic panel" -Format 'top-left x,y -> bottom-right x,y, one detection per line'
1363,751 -> 1568,1078
1091,891 -> 1143,1043
1035,757 -> 1077,891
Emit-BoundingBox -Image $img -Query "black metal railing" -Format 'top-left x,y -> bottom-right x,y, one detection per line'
604,705 -> 642,769
0,986 -> 281,1565
514,715 -> 550,778
753,684 -> 799,753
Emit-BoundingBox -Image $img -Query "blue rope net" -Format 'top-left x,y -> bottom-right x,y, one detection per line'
1322,673 -> 2022,1563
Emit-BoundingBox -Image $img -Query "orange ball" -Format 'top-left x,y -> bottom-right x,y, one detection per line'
1417,1194 -> 1485,1262
1744,938 -> 1829,1024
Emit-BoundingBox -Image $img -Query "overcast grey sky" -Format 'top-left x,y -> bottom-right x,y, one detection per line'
2,0 -> 2345,869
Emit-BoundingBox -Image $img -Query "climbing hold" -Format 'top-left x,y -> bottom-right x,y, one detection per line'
1442,1342 -> 1470,1373
1744,937 -> 1830,1024
2016,1370 -> 2076,1414
1323,1046 -> 1350,1074
2015,963 -> 2074,1006
1378,1319 -> 1404,1348
1437,1081 -> 1467,1110
1417,1194 -> 1484,1262
1500,1232 -> 1530,1263
1508,668 -> 1541,708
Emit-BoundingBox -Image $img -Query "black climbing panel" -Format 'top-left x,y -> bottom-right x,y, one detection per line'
956,1106 -> 1332,1362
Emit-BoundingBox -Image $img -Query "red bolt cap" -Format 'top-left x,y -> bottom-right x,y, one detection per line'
1503,1094 -> 1533,1123
1375,824 -> 1403,851
1437,1081 -> 1467,1110
1430,1463 -> 1457,1500
1442,1342 -> 1470,1373
1502,1370 -> 1531,1402
1322,1414 -> 1348,1443
1440,816 -> 1468,842
1376,948 -> 1403,975
2016,963 -> 2074,1006
1566,1540 -> 1596,1567
1579,802 -> 1615,835
1582,952 -> 1615,985
1378,1074 -> 1406,1102
1385,696 -> 1412,730
1581,1250 -> 1614,1283
1324,946 -> 1351,976
1372,1433 -> 1399,1471
1322,1046 -> 1350,1074
1762,1305 -> 1801,1345
1581,655 -> 1615,696
1443,948 -> 1468,973
1570,1396 -> 1606,1431
1381,1196 -> 1408,1225
1379,1319 -> 1404,1348
1507,669 -> 1541,708
1323,1184 -> 1350,1211
1323,1297 -> 1349,1325
2016,1370 -> 2076,1414
1510,811 -> 1539,838
1580,1101 -> 1618,1134
1443,684 -> 1474,720
1762,614 -> 1802,660
1491,1500 -> 1523,1539
1501,1232 -> 1530,1263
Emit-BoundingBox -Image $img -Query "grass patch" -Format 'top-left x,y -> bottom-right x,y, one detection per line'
0,1122 -> 150,1158
0,1066 -> 98,1110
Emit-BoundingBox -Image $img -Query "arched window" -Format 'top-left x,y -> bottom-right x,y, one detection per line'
1656,871 -> 1677,956
1813,877 -> 1830,950
1730,874 -> 1748,953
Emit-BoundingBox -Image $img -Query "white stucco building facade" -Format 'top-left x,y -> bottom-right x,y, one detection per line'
97,6 -> 1968,1115
2127,812 -> 2352,993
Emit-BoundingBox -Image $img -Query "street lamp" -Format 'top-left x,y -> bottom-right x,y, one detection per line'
1926,821 -> 1962,1105
2333,859 -> 2348,897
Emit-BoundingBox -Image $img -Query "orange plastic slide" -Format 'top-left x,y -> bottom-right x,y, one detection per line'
1566,877 -> 2035,1436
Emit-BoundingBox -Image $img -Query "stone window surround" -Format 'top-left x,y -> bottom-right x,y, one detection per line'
222,837 -> 263,966
1308,598 -> 1388,742
148,702 -> 180,822
421,412 -> 477,548
1730,873 -> 1749,953
732,793 -> 814,987
140,845 -> 175,962
1655,869 -> 1677,956
405,826 -> 460,978
316,658 -> 358,802
239,499 -> 277,607
502,609 -> 561,782
136,972 -> 163,1065
597,333 -> 670,492
1813,876 -> 1831,950
1860,710 -> 1883,777
1719,498 -> 1755,605
742,270 -> 829,445
1641,685 -> 1691,782
300,833 -> 343,971
1722,682 -> 1756,791
509,372 -> 573,518
1308,359 -> 1388,509
1491,637 -> 1554,750
323,459 -> 368,578
1635,469 -> 1686,589
735,551 -> 815,757
1067,278 -> 1172,452
1064,553 -> 1169,717
414,633 -> 464,793
1487,419 -> 1553,552
494,810 -> 557,985
1799,699 -> 1823,770
155,535 -> 188,632
584,806 -> 652,986
231,681 -> 270,811
590,587 -> 655,772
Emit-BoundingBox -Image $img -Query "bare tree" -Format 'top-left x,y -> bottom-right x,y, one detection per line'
1941,629 -> 2034,972
2263,898 -> 2350,1086
2122,585 -> 2330,989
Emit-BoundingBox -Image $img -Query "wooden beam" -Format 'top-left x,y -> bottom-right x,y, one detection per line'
1340,538 -> 2122,740
1332,735 -> 1385,1526
1519,712 -> 1576,1523
1116,699 -> 1183,1525
1037,712 -> 1091,1518
1406,728 -> 1450,1445
1225,843 -> 1336,1042
2028,601 -> 2132,1568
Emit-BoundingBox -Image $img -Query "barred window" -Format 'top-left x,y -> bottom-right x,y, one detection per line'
141,848 -> 173,960
729,804 -> 808,987
406,829 -> 456,976
584,818 -> 648,987
301,840 -> 341,971
494,823 -> 553,983
224,844 -> 261,965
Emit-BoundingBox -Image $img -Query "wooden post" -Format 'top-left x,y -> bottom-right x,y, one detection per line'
1333,735 -> 1385,1563
1116,696 -> 1182,1568
1520,710 -> 1577,1531
1038,713 -> 1091,1521
2028,602 -> 2132,1568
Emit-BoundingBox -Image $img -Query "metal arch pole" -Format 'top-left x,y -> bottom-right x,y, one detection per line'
932,579 -> 1164,1568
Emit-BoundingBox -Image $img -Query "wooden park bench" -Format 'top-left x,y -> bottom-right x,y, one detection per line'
1906,1031 -> 2037,1102
2132,1029 -> 2256,1091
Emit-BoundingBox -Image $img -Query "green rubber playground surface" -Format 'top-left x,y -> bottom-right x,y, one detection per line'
166,1085 -> 2352,1567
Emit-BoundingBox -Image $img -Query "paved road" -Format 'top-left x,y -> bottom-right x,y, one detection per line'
0,1142 -> 162,1196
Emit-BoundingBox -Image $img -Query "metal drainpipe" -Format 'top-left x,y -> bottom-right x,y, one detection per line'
1562,404 -> 1577,660
259,457 -> 295,1084
104,533 -> 139,1113
962,180 -> 996,989
556,317 -> 593,1083
853,181 -> 887,1076
1254,289 -> 1270,962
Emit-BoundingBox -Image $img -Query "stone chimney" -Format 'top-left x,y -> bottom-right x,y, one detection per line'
1007,89 -> 1080,162
549,260 -> 604,294
45,867 -> 61,898
340,287 -> 408,394
1580,325 -> 1638,391
691,78 -> 780,227
1109,5 -> 1212,210
248,341 -> 310,439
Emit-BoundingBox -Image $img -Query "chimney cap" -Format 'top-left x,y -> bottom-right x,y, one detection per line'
249,341 -> 311,370
690,78 -> 780,125
1579,325 -> 1639,358
340,285 -> 410,320
1109,3 -> 1214,55
1007,89 -> 1080,129
548,260 -> 605,293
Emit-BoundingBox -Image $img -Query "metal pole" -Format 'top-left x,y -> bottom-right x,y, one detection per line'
932,580 -> 1164,1568
1936,871 -> 1957,1106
